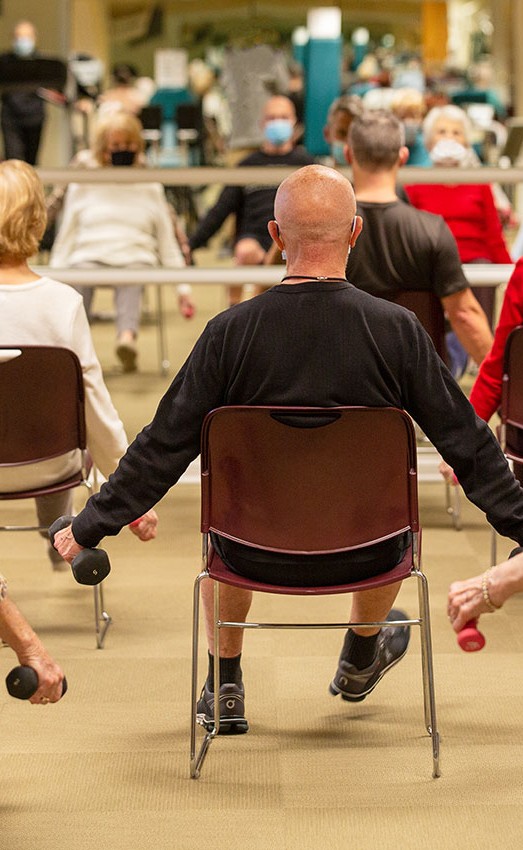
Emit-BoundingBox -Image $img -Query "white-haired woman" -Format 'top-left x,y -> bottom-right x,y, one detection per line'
405,103 -> 511,368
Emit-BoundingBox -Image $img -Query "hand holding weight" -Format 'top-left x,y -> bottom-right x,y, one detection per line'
48,515 -> 110,585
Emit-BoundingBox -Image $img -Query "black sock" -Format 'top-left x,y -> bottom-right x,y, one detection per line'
340,629 -> 380,670
206,652 -> 243,691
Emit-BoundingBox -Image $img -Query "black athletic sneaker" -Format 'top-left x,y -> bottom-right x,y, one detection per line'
329,608 -> 411,702
196,681 -> 249,735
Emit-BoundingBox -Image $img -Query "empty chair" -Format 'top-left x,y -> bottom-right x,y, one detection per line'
190,405 -> 440,780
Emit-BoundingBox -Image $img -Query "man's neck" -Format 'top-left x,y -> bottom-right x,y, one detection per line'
352,164 -> 399,203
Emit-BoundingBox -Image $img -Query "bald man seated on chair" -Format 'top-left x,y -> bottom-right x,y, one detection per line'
52,165 -> 523,734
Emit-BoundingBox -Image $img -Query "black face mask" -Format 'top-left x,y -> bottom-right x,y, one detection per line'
110,150 -> 135,166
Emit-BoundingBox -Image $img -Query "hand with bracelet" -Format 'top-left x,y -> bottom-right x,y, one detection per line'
447,547 -> 523,633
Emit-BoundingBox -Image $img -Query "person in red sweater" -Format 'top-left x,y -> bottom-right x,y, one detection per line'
405,104 -> 511,352
405,104 -> 511,265
405,181 -> 511,266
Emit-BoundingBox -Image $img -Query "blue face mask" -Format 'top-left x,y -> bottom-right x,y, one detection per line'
331,141 -> 346,165
13,37 -> 35,58
264,119 -> 294,147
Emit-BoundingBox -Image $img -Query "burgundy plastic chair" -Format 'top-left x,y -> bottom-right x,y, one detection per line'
0,346 -> 111,647
190,405 -> 440,779
491,325 -> 523,563
382,289 -> 461,530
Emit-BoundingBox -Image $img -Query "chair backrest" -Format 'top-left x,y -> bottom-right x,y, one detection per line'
0,346 -> 86,467
501,326 -> 523,458
201,406 -> 419,555
380,290 -> 447,363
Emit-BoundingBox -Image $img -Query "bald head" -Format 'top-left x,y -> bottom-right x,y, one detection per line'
274,165 -> 356,246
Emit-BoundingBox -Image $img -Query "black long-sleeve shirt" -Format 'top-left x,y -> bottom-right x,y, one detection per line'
74,280 -> 523,551
188,147 -> 314,252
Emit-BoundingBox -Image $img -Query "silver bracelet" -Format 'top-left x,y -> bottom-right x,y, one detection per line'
482,568 -> 500,612
0,574 -> 7,602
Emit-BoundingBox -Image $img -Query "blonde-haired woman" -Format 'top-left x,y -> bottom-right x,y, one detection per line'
0,160 -> 157,568
49,113 -> 194,372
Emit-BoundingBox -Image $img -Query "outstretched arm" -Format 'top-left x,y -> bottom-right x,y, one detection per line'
0,576 -> 65,704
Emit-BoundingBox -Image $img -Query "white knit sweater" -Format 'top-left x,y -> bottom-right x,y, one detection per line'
50,182 -> 185,269
0,276 -> 128,491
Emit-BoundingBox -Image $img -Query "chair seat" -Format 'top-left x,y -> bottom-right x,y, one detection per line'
207,543 -> 414,596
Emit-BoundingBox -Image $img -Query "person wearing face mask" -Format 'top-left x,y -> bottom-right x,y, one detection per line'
49,112 -> 194,372
0,21 -> 46,165
404,104 -> 512,360
323,94 -> 363,167
187,95 -> 314,305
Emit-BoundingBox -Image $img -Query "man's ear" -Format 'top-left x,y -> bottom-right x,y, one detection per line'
344,144 -> 353,164
398,145 -> 410,166
350,215 -> 363,247
267,219 -> 284,250
323,126 -> 331,143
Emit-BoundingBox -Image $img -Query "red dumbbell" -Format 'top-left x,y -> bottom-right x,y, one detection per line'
457,619 -> 485,652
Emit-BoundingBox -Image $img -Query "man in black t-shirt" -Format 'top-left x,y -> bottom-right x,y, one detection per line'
345,111 -> 493,367
188,94 -> 314,303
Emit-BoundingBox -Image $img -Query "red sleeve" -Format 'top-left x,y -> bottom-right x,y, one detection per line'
470,261 -> 522,420
481,185 -> 512,263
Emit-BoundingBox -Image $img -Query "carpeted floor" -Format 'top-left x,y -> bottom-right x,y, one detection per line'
1,279 -> 523,850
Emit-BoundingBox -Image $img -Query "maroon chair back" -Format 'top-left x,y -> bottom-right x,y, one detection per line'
0,346 -> 86,467
381,290 -> 447,363
501,326 -> 523,458
201,406 -> 418,555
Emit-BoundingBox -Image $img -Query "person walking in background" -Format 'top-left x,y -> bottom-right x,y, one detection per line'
0,21 -> 46,164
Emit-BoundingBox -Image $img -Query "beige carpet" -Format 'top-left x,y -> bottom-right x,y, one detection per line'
2,280 -> 523,850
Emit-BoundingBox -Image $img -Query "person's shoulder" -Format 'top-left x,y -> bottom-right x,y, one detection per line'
38,276 -> 84,300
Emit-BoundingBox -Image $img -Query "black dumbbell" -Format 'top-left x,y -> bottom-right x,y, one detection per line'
48,515 -> 110,586
6,665 -> 68,700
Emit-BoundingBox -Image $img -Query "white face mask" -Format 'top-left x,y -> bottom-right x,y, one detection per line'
430,139 -> 468,167
13,37 -> 35,58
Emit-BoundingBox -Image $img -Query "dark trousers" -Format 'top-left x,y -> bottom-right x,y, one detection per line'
1,113 -> 44,165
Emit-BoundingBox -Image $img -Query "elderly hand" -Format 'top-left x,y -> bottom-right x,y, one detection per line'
52,524 -> 84,564
128,509 -> 158,542
447,574 -> 492,633
18,642 -> 66,705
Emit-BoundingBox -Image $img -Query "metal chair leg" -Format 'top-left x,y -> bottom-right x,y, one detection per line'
155,286 -> 170,376
490,525 -> 498,567
416,569 -> 440,778
190,571 -> 217,779
445,481 -> 462,531
93,583 -> 112,649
